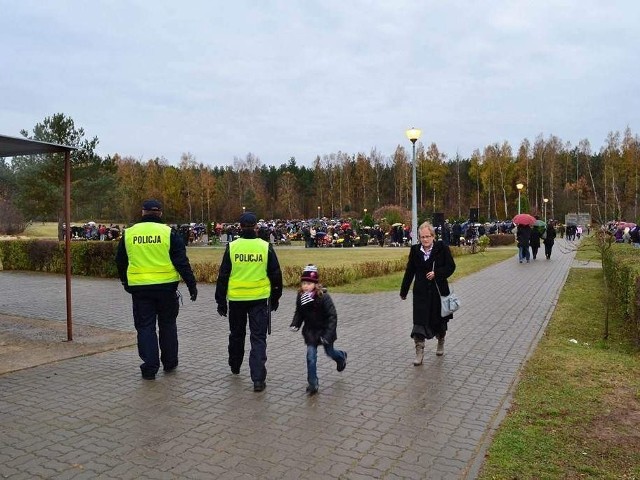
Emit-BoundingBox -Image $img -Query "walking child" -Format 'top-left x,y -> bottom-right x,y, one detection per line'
290,265 -> 347,395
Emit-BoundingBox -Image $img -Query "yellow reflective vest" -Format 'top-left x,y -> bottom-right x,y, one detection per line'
228,238 -> 271,301
124,222 -> 180,286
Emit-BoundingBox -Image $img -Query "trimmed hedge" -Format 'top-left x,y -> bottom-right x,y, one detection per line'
191,259 -> 407,287
488,233 -> 516,246
602,243 -> 640,346
0,239 -> 483,289
0,240 -> 119,277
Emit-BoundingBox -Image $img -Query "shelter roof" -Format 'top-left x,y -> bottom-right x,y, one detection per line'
0,134 -> 75,157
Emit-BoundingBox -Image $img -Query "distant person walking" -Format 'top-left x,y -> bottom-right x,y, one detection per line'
530,225 -> 541,260
400,222 -> 456,364
516,224 -> 531,263
115,199 -> 198,380
543,222 -> 557,259
215,212 -> 283,392
289,265 -> 347,395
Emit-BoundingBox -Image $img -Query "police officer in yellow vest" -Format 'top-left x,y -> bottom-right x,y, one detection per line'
215,212 -> 283,392
116,199 -> 197,380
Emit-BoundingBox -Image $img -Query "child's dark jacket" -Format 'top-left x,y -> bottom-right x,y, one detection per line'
290,289 -> 338,346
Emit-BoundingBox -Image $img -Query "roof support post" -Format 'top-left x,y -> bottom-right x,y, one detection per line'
64,150 -> 73,341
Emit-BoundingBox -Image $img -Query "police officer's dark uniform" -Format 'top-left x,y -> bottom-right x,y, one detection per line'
115,199 -> 198,380
215,212 -> 283,392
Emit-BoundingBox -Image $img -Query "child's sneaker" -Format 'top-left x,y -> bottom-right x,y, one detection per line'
306,383 -> 319,395
337,352 -> 348,372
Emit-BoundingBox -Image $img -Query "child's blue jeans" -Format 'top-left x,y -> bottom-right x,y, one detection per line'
307,343 -> 346,387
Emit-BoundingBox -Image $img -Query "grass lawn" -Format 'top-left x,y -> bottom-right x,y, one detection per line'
330,247 -> 516,294
186,244 -> 410,269
187,244 -> 517,293
23,222 -> 60,238
574,235 -> 604,263
478,268 -> 640,479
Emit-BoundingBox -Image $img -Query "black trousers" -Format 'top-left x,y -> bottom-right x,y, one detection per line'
228,299 -> 269,382
131,290 -> 179,376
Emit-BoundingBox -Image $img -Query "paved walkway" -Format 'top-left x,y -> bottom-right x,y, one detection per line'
0,240 -> 581,479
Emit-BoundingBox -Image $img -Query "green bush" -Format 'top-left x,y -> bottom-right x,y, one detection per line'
0,239 -> 33,270
602,244 -> 640,346
488,233 -> 516,246
70,242 -> 119,277
0,240 -> 483,293
27,240 -> 63,272
0,240 -> 118,277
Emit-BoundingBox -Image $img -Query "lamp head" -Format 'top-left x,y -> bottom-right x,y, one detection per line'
405,127 -> 422,144
516,183 -> 524,191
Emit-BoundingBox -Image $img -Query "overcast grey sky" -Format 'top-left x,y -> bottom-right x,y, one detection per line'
1,1 -> 639,166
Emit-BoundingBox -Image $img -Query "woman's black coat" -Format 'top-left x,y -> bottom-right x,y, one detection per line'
543,225 -> 557,245
516,225 -> 531,248
290,290 -> 338,346
530,227 -> 541,249
400,241 -> 456,339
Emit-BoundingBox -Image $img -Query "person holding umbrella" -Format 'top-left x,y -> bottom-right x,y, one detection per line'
400,221 -> 456,363
516,224 -> 532,263
513,214 -> 536,264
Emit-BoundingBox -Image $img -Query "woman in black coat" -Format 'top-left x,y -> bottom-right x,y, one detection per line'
543,222 -> 557,259
400,222 -> 456,364
530,226 -> 541,260
516,224 -> 531,263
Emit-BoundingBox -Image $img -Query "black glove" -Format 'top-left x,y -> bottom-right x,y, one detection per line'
217,303 -> 228,317
270,299 -> 279,312
189,286 -> 198,302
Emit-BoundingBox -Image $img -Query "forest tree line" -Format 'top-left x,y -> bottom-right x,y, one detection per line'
1,113 -> 639,227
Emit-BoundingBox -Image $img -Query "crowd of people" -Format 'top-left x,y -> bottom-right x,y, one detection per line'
605,220 -> 639,246
212,217 -> 521,248
515,221 -> 559,262
513,220 -> 593,263
66,222 -> 122,241
67,214 -> 600,259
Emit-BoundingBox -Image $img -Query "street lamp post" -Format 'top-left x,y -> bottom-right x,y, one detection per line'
516,183 -> 524,214
242,206 -> 246,214
405,127 -> 422,245
317,205 -> 321,218
543,198 -> 549,222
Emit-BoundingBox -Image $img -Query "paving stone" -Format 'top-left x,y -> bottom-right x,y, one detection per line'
0,239 -> 579,479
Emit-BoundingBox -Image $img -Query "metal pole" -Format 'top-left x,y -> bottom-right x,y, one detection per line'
518,191 -> 521,215
64,151 -> 73,341
411,141 -> 418,245
576,150 -> 579,215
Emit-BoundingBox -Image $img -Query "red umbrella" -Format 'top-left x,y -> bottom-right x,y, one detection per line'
512,213 -> 536,226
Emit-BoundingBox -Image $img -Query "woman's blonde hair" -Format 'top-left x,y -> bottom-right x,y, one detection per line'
418,221 -> 435,237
